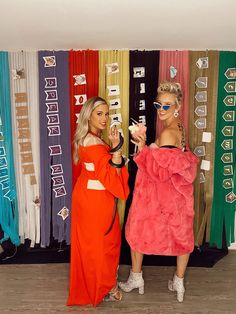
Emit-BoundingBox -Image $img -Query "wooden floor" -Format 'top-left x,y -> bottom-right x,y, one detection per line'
0,251 -> 236,314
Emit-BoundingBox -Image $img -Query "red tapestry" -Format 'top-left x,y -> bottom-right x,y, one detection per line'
69,50 -> 99,187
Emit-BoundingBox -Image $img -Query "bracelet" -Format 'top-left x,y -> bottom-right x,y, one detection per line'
109,156 -> 125,168
110,133 -> 124,153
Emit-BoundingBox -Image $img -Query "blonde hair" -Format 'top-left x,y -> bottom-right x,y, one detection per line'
73,96 -> 107,164
157,81 -> 183,105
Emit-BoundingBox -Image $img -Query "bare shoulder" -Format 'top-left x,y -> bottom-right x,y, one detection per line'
83,133 -> 105,147
158,127 -> 178,147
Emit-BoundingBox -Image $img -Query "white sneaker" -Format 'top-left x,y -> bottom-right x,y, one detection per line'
118,270 -> 144,294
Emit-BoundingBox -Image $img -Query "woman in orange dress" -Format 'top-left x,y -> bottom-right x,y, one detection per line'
67,96 -> 129,307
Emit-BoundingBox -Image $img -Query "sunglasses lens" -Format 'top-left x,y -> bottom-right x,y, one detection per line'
154,102 -> 161,110
163,105 -> 171,111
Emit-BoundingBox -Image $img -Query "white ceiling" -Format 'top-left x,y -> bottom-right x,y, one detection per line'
0,0 -> 235,51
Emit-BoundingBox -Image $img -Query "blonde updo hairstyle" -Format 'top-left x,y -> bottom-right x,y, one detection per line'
73,96 -> 107,164
157,81 -> 183,105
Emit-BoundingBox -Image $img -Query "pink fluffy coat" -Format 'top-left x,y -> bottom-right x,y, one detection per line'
125,146 -> 199,256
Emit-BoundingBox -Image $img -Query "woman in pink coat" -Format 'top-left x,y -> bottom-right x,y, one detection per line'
119,82 -> 199,302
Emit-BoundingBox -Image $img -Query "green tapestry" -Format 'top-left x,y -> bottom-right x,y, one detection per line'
210,51 -> 236,248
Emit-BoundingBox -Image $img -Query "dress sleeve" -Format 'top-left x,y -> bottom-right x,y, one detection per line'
88,145 -> 129,200
134,146 -> 199,183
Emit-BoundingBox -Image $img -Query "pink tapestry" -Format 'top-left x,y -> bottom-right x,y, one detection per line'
157,51 -> 189,142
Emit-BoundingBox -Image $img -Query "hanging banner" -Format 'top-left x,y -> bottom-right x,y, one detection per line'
9,51 -> 40,246
0,52 -> 20,246
189,51 -> 219,245
129,50 -> 159,156
125,50 -> 159,230
69,50 -> 99,187
158,51 -> 190,139
210,51 -> 236,248
99,50 -> 129,224
38,51 -> 72,247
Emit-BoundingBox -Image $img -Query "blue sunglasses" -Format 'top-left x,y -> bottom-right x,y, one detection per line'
153,101 -> 175,111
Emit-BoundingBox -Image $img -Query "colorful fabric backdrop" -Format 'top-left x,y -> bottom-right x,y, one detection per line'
0,49 -> 235,250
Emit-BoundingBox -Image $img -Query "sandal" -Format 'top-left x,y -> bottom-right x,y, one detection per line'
104,285 -> 122,302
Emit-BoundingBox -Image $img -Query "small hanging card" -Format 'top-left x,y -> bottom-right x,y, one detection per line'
110,113 -> 122,124
43,56 -> 56,67
195,77 -> 208,88
140,83 -> 145,94
73,74 -> 87,85
200,160 -> 210,171
133,67 -> 145,78
47,114 -> 60,125
46,102 -> 59,113
57,206 -> 69,220
51,164 -> 63,175
139,100 -> 145,110
109,98 -> 121,110
45,90 -> 58,101
107,85 -> 120,96
45,77 -> 57,88
75,94 -> 87,105
47,126 -> 61,136
49,145 -> 62,155
202,132 -> 212,143
105,63 -> 119,74
53,186 -> 67,198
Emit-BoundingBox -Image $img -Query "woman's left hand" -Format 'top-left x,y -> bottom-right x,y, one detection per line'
131,134 -> 146,152
108,126 -> 120,149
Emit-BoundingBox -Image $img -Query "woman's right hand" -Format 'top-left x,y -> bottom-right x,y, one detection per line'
109,126 -> 120,149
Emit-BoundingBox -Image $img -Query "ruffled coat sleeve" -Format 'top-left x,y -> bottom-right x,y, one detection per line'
134,146 -> 199,184
86,145 -> 129,200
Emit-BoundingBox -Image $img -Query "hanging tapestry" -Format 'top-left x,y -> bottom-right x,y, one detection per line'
157,50 -> 190,140
125,50 -> 159,224
99,50 -> 129,224
189,51 -> 219,245
0,52 -> 20,246
38,51 -> 72,247
69,50 -> 99,187
210,51 -> 236,248
9,51 -> 40,246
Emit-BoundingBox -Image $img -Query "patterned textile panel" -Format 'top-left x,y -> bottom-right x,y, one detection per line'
38,51 -> 72,247
0,52 -> 20,246
157,50 -> 190,140
69,50 -> 99,187
123,50 -> 159,228
189,51 -> 219,245
98,50 -> 129,224
9,52 -> 40,246
210,51 -> 236,248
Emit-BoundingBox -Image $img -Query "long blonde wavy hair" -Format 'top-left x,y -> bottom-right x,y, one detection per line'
73,96 -> 107,164
157,81 -> 183,105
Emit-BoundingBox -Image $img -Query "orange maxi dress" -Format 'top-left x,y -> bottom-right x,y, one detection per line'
67,143 -> 129,307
